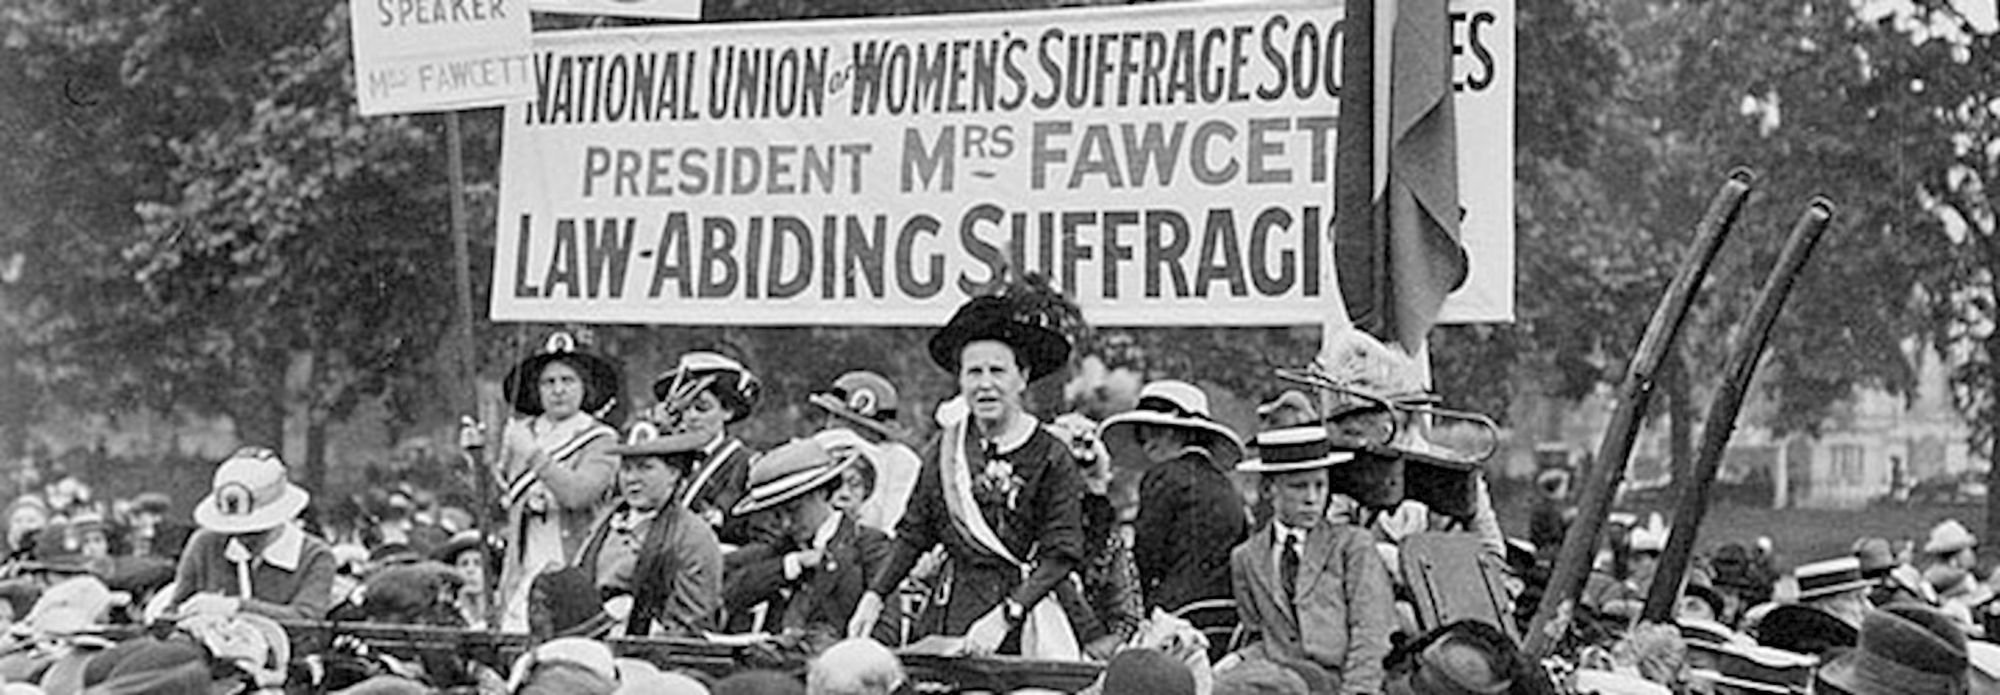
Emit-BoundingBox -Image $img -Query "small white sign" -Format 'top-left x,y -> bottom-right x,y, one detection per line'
529,0 -> 701,20
350,0 -> 534,116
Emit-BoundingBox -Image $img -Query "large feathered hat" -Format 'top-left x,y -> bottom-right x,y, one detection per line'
928,273 -> 1083,382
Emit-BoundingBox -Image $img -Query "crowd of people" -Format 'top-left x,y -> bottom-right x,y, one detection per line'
2,284 -> 1997,694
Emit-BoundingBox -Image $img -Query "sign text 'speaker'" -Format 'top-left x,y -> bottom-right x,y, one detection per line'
351,0 -> 533,115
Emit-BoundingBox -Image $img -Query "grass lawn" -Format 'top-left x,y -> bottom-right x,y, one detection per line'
1496,498 -> 1989,572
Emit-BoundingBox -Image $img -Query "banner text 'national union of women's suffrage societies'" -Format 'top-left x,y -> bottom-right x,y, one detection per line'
492,0 -> 1514,326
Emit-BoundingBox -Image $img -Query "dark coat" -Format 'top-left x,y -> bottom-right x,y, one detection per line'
575,503 -> 722,637
871,423 -> 1085,640
1134,449 -> 1247,611
682,436 -> 781,546
723,514 -> 899,645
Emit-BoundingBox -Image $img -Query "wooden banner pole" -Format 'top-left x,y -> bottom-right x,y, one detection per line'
1640,198 -> 1835,622
1522,169 -> 1756,657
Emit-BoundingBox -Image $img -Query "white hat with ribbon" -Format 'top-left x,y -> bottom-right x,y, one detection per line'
193,448 -> 310,535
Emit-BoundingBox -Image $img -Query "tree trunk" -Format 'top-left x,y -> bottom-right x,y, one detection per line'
232,353 -> 289,451
1985,330 -> 2000,566
303,397 -> 329,501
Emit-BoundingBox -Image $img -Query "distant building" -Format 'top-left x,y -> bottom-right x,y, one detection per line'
1510,343 -> 1978,510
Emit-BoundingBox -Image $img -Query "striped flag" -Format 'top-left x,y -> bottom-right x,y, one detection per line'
1333,0 -> 1469,354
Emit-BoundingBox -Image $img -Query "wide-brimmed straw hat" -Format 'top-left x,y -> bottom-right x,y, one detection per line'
1927,519 -> 1979,555
928,294 -> 1071,382
1792,556 -> 1874,601
1099,380 -> 1244,468
732,438 -> 854,516
1236,426 -> 1354,474
1685,640 -> 1816,694
1815,604 -> 1969,695
652,351 -> 761,423
193,447 -> 310,535
503,332 -> 623,418
809,371 -> 903,440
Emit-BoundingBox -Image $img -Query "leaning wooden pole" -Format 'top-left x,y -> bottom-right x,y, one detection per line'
443,111 -> 501,633
1523,169 -> 1756,656
1640,198 -> 1835,622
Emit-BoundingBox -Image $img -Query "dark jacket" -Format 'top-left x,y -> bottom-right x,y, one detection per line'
871,422 -> 1085,640
1135,449 -> 1248,611
723,514 -> 899,645
575,503 -> 722,637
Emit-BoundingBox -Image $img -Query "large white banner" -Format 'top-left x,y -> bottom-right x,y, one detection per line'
493,0 -> 1513,326
351,0 -> 533,115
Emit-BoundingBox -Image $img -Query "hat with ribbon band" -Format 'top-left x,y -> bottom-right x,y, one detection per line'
653,351 -> 761,423
732,438 -> 855,516
194,447 -> 311,535
1099,380 -> 1245,468
1236,426 -> 1354,474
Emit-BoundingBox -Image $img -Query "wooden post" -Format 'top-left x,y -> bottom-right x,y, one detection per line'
1522,169 -> 1756,657
443,110 -> 499,632
1640,198 -> 1835,623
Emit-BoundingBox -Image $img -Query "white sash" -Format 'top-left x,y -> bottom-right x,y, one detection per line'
502,423 -> 616,509
938,421 -> 1080,660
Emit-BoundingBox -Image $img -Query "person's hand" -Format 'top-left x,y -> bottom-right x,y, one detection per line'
1084,633 -> 1123,661
457,417 -> 486,450
179,593 -> 242,617
791,548 -> 826,571
847,591 -> 884,638
964,605 -> 1012,656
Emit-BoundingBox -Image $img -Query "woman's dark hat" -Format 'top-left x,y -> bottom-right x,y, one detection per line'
652,351 -> 760,423
1755,604 -> 1858,655
504,333 -> 623,418
928,294 -> 1072,381
608,421 -> 708,463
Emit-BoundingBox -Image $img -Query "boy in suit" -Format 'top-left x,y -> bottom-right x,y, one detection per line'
724,435 -> 898,647
1227,427 -> 1395,695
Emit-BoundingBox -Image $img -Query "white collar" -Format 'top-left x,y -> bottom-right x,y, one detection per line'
1272,520 -> 1308,545
811,512 -> 843,550
231,523 -> 306,572
703,433 -> 728,455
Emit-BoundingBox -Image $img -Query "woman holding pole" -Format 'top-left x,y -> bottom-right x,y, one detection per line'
486,333 -> 625,631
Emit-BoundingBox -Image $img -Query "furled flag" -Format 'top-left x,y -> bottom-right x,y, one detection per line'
1333,0 -> 1469,354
